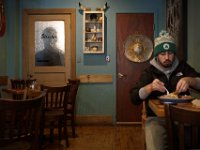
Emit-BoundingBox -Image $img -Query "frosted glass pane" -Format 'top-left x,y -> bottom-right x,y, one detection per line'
35,21 -> 65,66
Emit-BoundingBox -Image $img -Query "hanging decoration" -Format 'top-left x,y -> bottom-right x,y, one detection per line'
78,2 -> 109,12
124,34 -> 153,63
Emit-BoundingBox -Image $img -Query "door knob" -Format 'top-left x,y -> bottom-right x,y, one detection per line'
118,73 -> 127,79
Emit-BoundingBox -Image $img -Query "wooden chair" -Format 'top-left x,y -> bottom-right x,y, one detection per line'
165,104 -> 200,150
66,79 -> 80,138
10,78 -> 36,89
141,101 -> 147,149
0,91 -> 46,150
40,84 -> 71,147
141,101 -> 147,128
10,78 -> 36,100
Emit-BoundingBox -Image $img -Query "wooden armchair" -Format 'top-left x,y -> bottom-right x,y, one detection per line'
0,91 -> 46,150
40,84 -> 71,147
165,104 -> 200,150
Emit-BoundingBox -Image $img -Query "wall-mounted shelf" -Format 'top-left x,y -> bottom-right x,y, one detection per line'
83,11 -> 104,54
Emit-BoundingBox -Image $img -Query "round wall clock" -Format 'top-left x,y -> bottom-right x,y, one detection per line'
0,0 -> 6,37
124,34 -> 153,63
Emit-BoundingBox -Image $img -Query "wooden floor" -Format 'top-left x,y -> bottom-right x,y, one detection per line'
43,125 -> 145,150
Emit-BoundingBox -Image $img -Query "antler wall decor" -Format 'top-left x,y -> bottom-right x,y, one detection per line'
96,2 -> 109,11
79,2 -> 91,11
79,2 -> 109,12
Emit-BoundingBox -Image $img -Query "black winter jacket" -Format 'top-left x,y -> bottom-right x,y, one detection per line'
130,61 -> 200,117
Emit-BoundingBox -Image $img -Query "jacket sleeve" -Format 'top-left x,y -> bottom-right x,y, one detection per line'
130,68 -> 154,105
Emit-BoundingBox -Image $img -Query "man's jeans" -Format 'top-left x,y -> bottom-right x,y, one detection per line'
145,117 -> 168,150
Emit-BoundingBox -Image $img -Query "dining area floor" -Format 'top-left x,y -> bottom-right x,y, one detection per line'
43,124 -> 145,150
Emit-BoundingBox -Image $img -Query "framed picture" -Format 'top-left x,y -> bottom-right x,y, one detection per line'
166,0 -> 187,61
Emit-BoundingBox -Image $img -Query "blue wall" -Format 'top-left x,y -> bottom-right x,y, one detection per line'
4,0 -> 166,123
188,0 -> 200,72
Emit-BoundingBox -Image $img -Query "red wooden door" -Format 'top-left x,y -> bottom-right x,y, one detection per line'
116,13 -> 154,123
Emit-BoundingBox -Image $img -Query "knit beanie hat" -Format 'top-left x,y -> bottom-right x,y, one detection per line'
154,30 -> 176,56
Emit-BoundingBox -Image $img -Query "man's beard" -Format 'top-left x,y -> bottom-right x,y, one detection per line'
157,59 -> 173,68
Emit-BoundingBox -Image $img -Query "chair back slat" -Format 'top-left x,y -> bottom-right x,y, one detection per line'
40,85 -> 70,109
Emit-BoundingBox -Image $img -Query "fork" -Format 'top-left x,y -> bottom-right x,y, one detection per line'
164,87 -> 170,95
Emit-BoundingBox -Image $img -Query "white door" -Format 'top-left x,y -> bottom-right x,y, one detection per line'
23,9 -> 76,86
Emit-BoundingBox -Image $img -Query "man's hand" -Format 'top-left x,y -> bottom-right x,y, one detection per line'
176,77 -> 195,93
151,79 -> 166,93
141,79 -> 167,99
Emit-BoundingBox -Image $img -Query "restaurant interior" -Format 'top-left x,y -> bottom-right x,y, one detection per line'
0,0 -> 200,149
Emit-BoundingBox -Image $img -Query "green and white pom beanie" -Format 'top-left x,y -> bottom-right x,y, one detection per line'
154,30 -> 176,56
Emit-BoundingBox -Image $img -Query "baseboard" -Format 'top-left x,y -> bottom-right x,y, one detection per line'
76,115 -> 113,125
116,122 -> 142,125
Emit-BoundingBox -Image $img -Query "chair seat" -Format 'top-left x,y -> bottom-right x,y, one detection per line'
45,109 -> 64,116
44,110 -> 65,124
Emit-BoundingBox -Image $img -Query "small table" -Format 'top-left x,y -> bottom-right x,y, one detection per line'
2,88 -> 42,99
2,88 -> 25,95
148,99 -> 199,117
2,88 -> 25,99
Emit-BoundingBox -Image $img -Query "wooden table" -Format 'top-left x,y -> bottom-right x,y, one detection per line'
2,88 -> 25,95
2,88 -> 25,99
148,99 -> 199,117
2,88 -> 42,99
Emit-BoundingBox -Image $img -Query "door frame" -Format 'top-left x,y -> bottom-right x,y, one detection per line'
22,9 -> 76,79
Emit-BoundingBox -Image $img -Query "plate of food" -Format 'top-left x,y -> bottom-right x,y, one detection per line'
158,92 -> 194,103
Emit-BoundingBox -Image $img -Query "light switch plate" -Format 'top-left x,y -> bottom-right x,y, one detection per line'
106,55 -> 110,62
